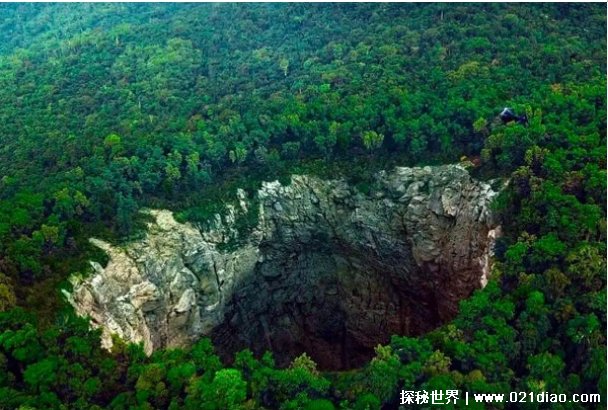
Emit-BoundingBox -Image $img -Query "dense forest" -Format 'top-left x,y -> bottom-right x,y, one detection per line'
0,3 -> 605,409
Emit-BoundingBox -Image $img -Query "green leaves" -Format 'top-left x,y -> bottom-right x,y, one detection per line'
526,352 -> 565,391
0,3 -> 603,409
103,134 -> 123,158
361,131 -> 384,151
0,278 -> 16,312
0,323 -> 44,364
197,368 -> 247,410
229,142 -> 248,164
566,314 -> 601,345
24,357 -> 60,391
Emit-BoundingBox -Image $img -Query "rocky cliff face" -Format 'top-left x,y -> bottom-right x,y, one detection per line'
66,165 -> 500,370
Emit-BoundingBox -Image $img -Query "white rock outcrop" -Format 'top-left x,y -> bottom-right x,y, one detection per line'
66,165 -> 500,369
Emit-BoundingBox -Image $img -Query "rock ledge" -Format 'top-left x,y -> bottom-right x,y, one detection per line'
66,165 -> 500,369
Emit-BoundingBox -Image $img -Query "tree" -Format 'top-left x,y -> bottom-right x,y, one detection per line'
423,350 -> 452,377
186,368 -> 247,410
229,142 -> 248,164
135,363 -> 169,408
361,131 -> 384,151
313,133 -> 336,157
24,357 -> 60,392
103,133 -> 124,158
366,345 -> 401,402
116,193 -> 138,235
0,274 -> 16,312
353,393 -> 381,410
526,352 -> 565,391
279,58 -> 289,77
565,244 -> 605,290
304,399 -> 335,410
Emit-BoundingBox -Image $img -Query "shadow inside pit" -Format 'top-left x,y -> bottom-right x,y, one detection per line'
209,240 -> 448,371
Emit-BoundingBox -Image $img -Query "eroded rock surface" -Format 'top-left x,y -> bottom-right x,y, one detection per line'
66,165 -> 500,369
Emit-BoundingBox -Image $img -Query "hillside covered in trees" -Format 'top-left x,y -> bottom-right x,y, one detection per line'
0,3 -> 605,409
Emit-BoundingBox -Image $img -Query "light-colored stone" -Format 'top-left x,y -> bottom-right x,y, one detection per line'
67,164 -> 501,369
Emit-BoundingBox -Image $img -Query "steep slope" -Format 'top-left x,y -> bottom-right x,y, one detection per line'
68,165 -> 500,369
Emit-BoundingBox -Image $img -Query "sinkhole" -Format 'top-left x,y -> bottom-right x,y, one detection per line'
208,237 -> 457,371
68,166 -> 499,371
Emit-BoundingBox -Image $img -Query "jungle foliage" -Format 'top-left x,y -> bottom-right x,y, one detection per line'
0,3 -> 605,409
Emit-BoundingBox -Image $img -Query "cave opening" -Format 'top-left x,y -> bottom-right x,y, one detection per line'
69,166 -> 498,372
209,238 -> 452,371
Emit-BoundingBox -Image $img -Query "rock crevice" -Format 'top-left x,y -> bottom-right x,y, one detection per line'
67,165 -> 500,370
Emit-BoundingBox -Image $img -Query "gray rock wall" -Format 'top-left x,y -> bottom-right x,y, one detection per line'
66,165 -> 500,369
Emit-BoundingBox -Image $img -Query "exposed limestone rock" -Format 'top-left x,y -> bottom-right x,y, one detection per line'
66,165 -> 501,369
